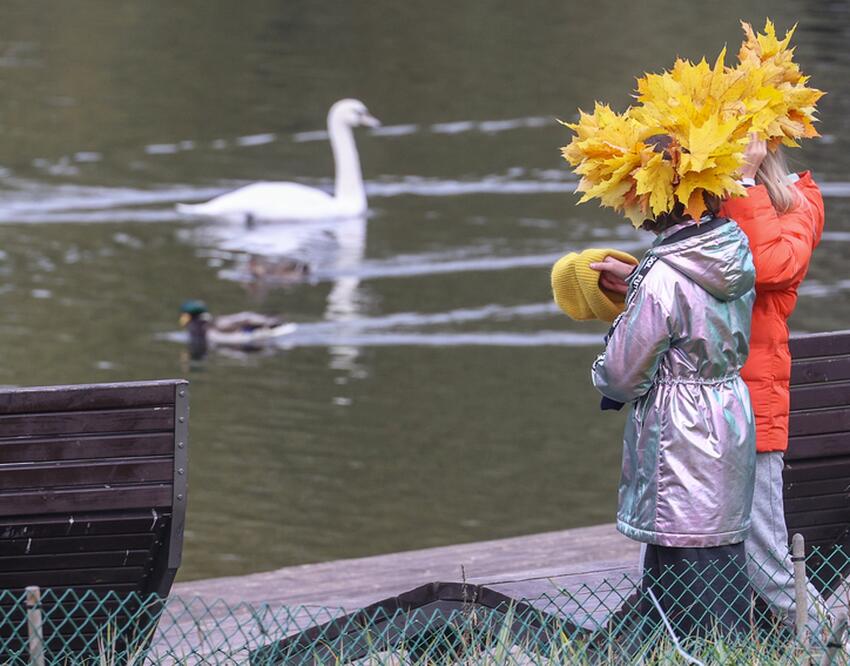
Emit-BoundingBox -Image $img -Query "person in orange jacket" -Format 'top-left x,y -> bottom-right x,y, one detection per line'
720,135 -> 826,637
591,134 -> 826,638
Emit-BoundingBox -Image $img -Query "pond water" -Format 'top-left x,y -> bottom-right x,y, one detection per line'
1,1 -> 850,581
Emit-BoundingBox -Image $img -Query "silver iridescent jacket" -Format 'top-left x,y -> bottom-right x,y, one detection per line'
592,218 -> 757,547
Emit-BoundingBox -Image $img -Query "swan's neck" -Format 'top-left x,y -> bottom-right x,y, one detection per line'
329,119 -> 365,208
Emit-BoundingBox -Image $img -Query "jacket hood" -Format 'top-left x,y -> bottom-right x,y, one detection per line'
651,219 -> 755,301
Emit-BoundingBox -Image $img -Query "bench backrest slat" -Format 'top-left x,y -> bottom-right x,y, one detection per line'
0,432 -> 175,464
0,381 -> 177,414
788,330 -> 850,358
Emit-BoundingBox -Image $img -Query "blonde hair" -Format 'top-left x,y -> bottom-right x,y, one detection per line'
756,149 -> 800,214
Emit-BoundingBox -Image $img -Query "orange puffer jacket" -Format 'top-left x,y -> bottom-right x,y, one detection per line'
720,171 -> 825,453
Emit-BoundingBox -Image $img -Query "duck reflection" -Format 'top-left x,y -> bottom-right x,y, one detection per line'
197,215 -> 370,374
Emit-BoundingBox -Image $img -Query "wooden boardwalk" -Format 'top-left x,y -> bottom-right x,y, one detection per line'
148,524 -> 640,662
174,523 -> 640,611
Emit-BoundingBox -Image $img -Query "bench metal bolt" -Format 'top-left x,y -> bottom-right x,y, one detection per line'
25,585 -> 45,666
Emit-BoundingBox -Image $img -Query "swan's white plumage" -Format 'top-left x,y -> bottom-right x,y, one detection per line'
177,183 -> 340,221
176,99 -> 378,222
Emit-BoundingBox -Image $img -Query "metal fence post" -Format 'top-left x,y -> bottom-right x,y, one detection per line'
25,585 -> 44,666
792,533 -> 808,646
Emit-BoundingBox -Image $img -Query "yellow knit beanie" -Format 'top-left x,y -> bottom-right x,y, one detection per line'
551,248 -> 639,322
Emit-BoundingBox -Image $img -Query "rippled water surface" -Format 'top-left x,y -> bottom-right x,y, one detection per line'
2,1 -> 850,581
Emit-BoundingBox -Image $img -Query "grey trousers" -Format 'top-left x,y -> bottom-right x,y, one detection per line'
745,451 -> 825,636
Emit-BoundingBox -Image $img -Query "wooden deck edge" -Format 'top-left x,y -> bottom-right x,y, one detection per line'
174,523 -> 638,609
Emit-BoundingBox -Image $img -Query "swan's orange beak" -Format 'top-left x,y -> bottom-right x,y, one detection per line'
179,313 -> 191,328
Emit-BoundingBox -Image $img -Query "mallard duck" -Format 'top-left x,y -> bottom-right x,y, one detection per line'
175,99 -> 380,223
179,300 -> 296,358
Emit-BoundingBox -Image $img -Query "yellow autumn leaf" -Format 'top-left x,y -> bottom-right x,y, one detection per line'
634,152 -> 675,216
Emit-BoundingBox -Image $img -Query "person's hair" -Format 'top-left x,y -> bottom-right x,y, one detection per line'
756,148 -> 799,214
640,193 -> 721,233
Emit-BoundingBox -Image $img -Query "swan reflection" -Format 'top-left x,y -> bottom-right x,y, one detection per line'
199,214 -> 370,375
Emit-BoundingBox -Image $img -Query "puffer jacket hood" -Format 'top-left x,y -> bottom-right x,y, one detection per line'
652,218 -> 755,302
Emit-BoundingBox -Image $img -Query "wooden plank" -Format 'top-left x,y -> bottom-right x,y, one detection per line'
801,538 -> 843,552
784,523 -> 850,545
786,434 -> 850,461
789,408 -> 850,437
0,599 -> 143,619
0,566 -> 147,588
791,357 -> 850,386
785,507 -> 850,527
0,603 -> 152,651
790,381 -> 850,412
0,484 -> 172,517
0,510 -> 172,540
784,492 -> 850,514
790,331 -> 850,360
0,533 -> 156,556
1,583 -> 140,597
0,549 -> 151,572
0,626 -> 122,645
0,407 -> 174,439
784,476 -> 850,498
31,620 -> 138,649
0,381 -> 182,416
782,457 -> 850,482
0,622 -> 138,643
0,630 -> 150,657
0,457 -> 172,490
0,432 -> 174,464
0,623 -> 146,649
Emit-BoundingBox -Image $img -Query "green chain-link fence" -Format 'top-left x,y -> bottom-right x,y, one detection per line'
3,546 -> 850,665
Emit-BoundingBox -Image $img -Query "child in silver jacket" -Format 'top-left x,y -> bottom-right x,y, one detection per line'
592,211 -> 757,635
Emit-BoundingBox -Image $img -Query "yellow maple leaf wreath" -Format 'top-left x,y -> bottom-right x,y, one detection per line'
561,20 -> 824,228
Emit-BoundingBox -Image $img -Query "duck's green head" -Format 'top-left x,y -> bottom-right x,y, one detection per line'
179,299 -> 209,327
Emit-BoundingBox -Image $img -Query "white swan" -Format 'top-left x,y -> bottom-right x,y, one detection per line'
176,99 -> 380,222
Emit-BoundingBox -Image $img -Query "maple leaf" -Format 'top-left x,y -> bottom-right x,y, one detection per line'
634,152 -> 675,217
681,116 -> 742,173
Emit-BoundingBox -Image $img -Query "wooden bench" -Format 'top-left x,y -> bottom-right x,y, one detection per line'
0,379 -> 189,658
785,330 -> 850,594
